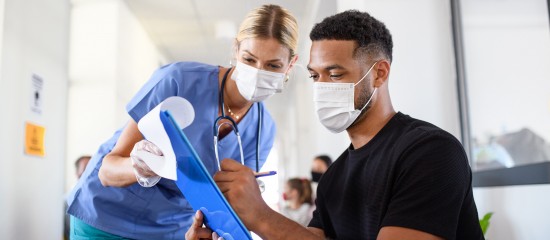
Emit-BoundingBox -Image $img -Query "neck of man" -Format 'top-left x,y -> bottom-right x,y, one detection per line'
346,90 -> 396,150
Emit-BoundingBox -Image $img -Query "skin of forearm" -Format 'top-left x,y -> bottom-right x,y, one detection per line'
253,209 -> 323,240
98,154 -> 136,187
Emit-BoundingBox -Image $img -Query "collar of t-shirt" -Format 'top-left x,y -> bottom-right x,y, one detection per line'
346,112 -> 405,158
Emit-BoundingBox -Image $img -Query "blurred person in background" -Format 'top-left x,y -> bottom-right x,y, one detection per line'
280,178 -> 313,226
64,155 -> 91,240
310,155 -> 332,183
75,155 -> 91,179
310,154 -> 332,201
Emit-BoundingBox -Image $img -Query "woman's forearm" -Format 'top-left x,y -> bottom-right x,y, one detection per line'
98,153 -> 136,187
98,120 -> 144,187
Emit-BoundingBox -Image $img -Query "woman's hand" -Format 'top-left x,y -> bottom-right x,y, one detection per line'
130,140 -> 163,187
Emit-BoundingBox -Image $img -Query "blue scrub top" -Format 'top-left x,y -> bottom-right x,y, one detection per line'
66,62 -> 276,240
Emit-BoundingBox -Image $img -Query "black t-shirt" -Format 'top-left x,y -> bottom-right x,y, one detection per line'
309,112 -> 484,240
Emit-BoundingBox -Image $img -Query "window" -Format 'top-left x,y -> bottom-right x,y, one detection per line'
453,0 -> 550,185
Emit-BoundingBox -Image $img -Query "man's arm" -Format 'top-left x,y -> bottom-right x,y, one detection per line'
214,159 -> 325,239
377,226 -> 443,240
249,209 -> 324,239
308,227 -> 326,238
185,209 -> 325,240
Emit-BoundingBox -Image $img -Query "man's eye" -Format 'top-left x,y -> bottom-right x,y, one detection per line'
330,74 -> 343,78
309,74 -> 319,80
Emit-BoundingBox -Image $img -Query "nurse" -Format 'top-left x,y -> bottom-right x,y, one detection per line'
66,4 -> 298,239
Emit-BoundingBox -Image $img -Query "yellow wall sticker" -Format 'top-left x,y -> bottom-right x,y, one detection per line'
25,122 -> 45,157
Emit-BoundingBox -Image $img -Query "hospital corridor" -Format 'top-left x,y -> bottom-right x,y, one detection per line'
1,0 -> 550,239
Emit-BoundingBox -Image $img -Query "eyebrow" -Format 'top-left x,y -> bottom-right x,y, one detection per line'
307,64 -> 346,71
243,50 -> 283,62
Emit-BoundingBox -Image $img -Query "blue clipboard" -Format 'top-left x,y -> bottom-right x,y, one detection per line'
160,110 -> 253,240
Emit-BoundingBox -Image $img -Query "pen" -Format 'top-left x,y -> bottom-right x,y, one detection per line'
254,171 -> 277,178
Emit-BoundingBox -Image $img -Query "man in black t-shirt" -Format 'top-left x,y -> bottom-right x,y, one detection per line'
186,10 -> 484,240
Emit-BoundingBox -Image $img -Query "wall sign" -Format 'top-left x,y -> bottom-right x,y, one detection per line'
24,122 -> 45,157
30,74 -> 43,114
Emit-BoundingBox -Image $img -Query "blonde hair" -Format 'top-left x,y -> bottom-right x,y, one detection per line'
236,4 -> 298,58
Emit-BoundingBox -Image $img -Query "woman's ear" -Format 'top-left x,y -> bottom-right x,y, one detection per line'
230,38 -> 239,65
286,55 -> 299,75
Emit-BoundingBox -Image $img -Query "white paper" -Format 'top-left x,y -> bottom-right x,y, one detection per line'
137,96 -> 195,180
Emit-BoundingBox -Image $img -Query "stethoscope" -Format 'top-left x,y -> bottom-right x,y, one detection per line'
213,67 -> 262,174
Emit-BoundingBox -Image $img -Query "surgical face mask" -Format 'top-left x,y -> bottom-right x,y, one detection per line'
311,171 -> 323,183
282,192 -> 289,201
231,61 -> 286,102
313,62 -> 378,133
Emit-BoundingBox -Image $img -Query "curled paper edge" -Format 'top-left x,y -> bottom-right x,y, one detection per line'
137,96 -> 195,180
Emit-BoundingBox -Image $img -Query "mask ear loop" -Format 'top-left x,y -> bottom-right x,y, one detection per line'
354,61 -> 379,87
359,88 -> 378,112
354,61 -> 380,112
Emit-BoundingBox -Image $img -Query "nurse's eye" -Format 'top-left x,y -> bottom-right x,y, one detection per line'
243,57 -> 256,63
268,63 -> 282,69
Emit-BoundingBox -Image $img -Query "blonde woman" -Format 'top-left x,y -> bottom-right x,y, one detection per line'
66,4 -> 298,239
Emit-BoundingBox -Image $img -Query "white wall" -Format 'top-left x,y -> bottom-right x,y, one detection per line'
0,0 -> 69,239
0,0 -> 6,237
0,0 -> 4,73
474,185 -> 550,239
65,0 -> 166,191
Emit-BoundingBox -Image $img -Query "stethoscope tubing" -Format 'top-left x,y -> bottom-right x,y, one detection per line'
213,67 -> 262,172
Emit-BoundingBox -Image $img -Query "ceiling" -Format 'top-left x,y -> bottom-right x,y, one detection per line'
124,0 -> 314,65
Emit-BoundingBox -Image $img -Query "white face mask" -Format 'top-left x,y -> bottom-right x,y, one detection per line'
231,61 -> 286,102
313,62 -> 378,133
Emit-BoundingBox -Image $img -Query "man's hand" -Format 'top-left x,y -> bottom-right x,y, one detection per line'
214,159 -> 270,232
214,159 -> 323,240
185,210 -> 222,240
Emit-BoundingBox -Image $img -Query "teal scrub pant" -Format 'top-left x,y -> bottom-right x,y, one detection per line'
70,216 -> 131,240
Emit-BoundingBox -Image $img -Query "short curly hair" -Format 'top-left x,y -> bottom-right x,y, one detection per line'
310,10 -> 393,63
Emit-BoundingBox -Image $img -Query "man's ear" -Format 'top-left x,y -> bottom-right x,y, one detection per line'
373,59 -> 391,88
